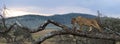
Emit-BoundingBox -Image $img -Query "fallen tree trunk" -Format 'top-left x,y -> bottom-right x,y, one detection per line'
33,29 -> 120,44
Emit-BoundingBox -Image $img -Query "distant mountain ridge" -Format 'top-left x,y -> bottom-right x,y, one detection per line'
5,13 -> 97,29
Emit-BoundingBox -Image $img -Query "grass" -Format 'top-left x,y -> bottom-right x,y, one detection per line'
32,29 -> 56,39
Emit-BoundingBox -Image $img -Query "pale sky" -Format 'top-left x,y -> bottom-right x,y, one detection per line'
0,0 -> 120,17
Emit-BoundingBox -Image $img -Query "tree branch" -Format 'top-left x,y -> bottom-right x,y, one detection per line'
0,15 -> 7,29
0,23 -> 16,33
0,15 -> 17,33
33,29 -> 120,44
19,20 -> 69,33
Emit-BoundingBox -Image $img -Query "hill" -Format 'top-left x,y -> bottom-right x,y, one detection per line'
5,13 -> 96,29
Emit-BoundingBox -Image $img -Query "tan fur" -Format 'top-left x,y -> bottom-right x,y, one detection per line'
71,16 -> 102,32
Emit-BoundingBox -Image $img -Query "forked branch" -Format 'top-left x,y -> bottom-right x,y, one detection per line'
18,20 -> 69,33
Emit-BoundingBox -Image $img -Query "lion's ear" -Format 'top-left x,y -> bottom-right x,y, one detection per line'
72,18 -> 76,20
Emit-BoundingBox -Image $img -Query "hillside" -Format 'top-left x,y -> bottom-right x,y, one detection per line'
5,13 -> 96,29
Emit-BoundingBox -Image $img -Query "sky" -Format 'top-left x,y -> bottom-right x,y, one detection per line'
0,0 -> 120,17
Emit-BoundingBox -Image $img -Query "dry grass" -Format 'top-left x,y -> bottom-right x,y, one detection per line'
32,29 -> 59,44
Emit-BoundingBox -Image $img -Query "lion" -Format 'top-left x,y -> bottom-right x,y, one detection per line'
71,16 -> 102,32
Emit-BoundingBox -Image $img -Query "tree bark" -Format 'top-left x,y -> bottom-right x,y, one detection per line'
33,29 -> 120,44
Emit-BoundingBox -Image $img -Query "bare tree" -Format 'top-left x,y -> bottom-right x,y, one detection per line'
0,15 -> 17,43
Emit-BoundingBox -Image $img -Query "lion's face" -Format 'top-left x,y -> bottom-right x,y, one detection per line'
71,18 -> 76,24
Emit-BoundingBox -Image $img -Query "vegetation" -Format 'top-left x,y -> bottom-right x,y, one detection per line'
101,17 -> 120,32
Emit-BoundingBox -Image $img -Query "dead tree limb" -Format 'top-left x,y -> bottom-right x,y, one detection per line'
0,15 -> 18,33
0,15 -> 7,29
33,29 -> 120,44
0,23 -> 16,33
30,20 -> 69,33
16,20 -> 69,33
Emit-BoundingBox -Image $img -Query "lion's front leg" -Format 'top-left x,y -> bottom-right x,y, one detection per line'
89,26 -> 92,32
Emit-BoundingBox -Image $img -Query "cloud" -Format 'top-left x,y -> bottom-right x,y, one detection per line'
52,6 -> 96,15
103,13 -> 120,18
8,6 -> 96,17
1,0 -> 120,18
